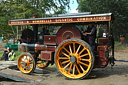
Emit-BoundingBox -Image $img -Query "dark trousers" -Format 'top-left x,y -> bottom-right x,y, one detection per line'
88,37 -> 96,52
5,54 -> 8,61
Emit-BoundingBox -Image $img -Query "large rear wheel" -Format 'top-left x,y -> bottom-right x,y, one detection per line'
18,52 -> 36,74
54,39 -> 94,79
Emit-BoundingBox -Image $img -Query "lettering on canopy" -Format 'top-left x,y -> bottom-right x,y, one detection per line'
9,16 -> 111,25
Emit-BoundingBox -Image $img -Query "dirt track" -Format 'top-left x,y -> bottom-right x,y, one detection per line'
0,46 -> 128,85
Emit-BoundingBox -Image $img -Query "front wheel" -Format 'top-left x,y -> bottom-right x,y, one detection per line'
18,52 -> 36,74
54,39 -> 94,79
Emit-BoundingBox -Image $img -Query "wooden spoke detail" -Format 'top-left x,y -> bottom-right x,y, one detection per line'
79,61 -> 89,67
75,45 -> 81,55
79,48 -> 86,55
79,64 -> 85,72
69,45 -> 72,54
62,52 -> 70,58
73,64 -> 75,75
79,53 -> 89,58
80,59 -> 91,62
62,60 -> 70,64
63,47 -> 70,54
29,60 -> 33,64
64,62 -> 71,69
68,63 -> 73,73
59,57 -> 69,60
75,64 -> 81,74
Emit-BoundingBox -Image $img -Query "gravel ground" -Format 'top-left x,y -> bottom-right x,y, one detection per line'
0,47 -> 128,85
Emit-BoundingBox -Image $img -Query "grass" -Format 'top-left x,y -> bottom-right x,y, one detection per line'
0,51 -> 3,57
114,41 -> 120,46
14,51 -> 21,61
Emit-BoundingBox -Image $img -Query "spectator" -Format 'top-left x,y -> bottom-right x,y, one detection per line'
1,47 -> 9,61
8,50 -> 16,61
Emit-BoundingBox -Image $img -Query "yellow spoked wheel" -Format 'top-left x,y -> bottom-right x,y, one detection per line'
55,39 -> 94,79
37,60 -> 49,69
18,52 -> 36,74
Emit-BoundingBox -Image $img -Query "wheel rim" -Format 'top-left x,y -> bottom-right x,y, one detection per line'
55,40 -> 92,79
37,60 -> 49,68
18,54 -> 34,73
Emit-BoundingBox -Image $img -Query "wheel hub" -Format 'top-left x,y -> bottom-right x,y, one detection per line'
70,56 -> 77,63
23,62 -> 27,67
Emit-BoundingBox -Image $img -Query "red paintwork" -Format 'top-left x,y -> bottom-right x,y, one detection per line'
57,25 -> 81,44
98,38 -> 109,44
47,46 -> 56,52
8,16 -> 111,25
35,45 -> 47,52
35,45 -> 56,52
96,44 -> 109,68
44,35 -> 57,45
41,51 -> 52,60
120,37 -> 125,41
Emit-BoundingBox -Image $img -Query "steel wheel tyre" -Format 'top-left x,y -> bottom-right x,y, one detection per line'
54,39 -> 94,79
37,60 -> 49,69
18,52 -> 36,74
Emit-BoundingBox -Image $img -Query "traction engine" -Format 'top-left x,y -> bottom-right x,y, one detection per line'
9,13 -> 115,79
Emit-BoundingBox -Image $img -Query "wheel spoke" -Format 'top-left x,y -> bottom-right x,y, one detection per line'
73,64 -> 75,75
63,47 -> 70,54
75,64 -> 81,74
73,42 -> 75,53
41,63 -> 44,65
20,63 -> 24,66
62,52 -> 70,58
62,60 -> 70,64
79,61 -> 89,67
79,48 -> 86,55
29,64 -> 33,68
75,45 -> 81,55
27,56 -> 29,61
79,53 -> 89,58
23,66 -> 27,69
68,63 -> 72,73
79,64 -> 85,72
21,58 -> 26,62
29,60 -> 33,64
59,57 -> 69,60
69,45 -> 72,54
81,59 -> 91,62
64,62 -> 71,69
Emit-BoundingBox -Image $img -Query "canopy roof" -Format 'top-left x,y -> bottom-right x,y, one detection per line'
8,13 -> 114,25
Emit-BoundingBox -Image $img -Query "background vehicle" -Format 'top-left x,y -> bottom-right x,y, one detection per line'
8,12 -> 114,79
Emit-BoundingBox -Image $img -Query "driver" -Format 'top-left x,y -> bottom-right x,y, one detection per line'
84,24 -> 97,52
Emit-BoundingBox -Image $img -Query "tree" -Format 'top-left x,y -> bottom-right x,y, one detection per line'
78,0 -> 128,40
0,0 -> 70,43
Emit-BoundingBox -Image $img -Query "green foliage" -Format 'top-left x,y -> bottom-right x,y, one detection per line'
78,0 -> 128,40
0,0 -> 70,40
0,51 -> 3,58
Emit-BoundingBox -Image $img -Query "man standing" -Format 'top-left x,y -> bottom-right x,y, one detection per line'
1,47 -> 10,61
84,24 -> 97,52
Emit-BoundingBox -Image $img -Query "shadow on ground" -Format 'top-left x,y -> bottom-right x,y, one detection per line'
2,61 -> 128,80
